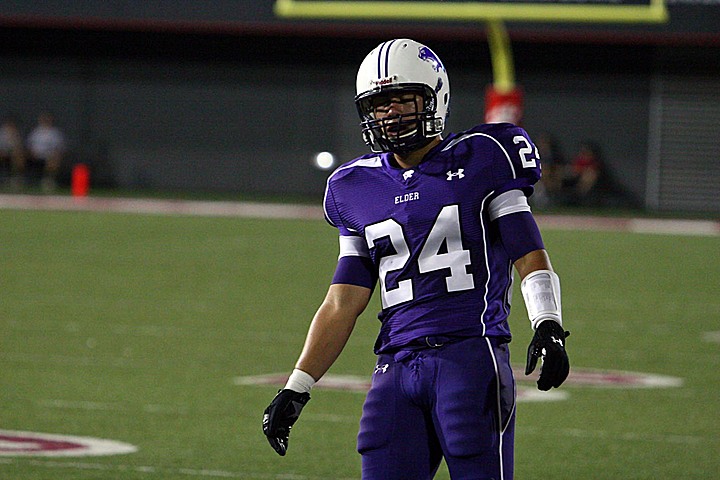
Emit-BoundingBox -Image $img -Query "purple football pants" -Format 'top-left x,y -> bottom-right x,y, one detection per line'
357,336 -> 516,480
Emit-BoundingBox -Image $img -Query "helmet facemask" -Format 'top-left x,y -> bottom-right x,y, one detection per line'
355,84 -> 443,155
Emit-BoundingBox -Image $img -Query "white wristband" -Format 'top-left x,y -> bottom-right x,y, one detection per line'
521,269 -> 562,330
284,369 -> 316,394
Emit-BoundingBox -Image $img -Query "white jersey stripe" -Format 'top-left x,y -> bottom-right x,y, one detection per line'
478,190 -> 495,336
485,337 -> 507,480
488,189 -> 531,221
338,235 -> 370,259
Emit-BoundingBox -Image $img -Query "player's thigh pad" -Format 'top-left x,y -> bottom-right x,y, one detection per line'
358,354 -> 441,480
433,337 -> 516,459
357,356 -> 397,454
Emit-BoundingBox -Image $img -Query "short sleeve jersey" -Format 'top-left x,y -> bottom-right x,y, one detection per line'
324,123 -> 541,354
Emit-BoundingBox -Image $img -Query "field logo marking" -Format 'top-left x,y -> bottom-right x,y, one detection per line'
0,430 -> 137,457
234,367 -> 681,402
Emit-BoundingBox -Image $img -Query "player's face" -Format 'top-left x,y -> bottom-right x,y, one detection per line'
371,93 -> 423,138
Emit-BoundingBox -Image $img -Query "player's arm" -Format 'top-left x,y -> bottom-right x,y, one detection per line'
491,190 -> 570,391
262,228 -> 376,456
515,249 -> 570,391
288,244 -> 375,386
295,282 -> 372,381
263,178 -> 377,456
262,282 -> 371,456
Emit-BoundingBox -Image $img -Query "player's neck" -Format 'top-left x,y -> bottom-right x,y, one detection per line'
393,137 -> 442,169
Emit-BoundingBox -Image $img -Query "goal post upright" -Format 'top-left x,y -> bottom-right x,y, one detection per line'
486,20 -> 514,94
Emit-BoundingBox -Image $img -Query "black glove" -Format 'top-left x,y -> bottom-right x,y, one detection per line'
262,389 -> 311,456
525,321 -> 570,391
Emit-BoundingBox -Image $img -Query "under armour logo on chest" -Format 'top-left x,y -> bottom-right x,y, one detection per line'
446,169 -> 465,181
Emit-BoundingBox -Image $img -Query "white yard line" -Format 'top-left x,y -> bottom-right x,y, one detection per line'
35,399 -> 192,416
1,193 -> 718,236
703,331 -> 720,344
524,427 -> 703,446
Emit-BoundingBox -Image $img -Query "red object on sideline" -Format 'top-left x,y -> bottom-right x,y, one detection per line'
71,163 -> 90,197
484,86 -> 524,125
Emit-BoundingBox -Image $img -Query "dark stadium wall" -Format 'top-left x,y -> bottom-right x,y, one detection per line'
1,2 -> 719,206
0,38 -> 653,201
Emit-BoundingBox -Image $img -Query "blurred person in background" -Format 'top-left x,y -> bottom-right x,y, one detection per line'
533,131 -> 567,208
566,140 -> 603,206
262,39 -> 570,480
27,111 -> 66,192
0,116 -> 26,189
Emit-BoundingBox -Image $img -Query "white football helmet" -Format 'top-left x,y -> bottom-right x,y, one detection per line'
355,39 -> 450,154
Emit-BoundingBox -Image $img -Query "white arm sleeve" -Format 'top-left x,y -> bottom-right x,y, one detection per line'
521,269 -> 563,330
338,235 -> 370,259
488,189 -> 531,221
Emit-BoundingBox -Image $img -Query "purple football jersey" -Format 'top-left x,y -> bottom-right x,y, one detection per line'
324,123 -> 541,354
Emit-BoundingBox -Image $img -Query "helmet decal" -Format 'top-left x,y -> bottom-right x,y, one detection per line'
418,46 -> 444,73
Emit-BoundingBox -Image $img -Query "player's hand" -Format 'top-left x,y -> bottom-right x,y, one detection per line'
262,389 -> 311,456
525,321 -> 570,391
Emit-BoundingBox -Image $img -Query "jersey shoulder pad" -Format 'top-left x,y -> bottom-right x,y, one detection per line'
472,122 -> 541,193
327,154 -> 383,184
323,153 -> 383,231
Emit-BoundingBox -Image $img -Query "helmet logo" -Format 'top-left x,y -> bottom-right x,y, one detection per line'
418,47 -> 444,72
371,75 -> 397,87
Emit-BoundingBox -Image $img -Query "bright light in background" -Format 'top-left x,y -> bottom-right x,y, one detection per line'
313,151 -> 337,171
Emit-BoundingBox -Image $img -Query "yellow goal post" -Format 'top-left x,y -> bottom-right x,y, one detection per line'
274,0 -> 669,120
274,0 -> 668,24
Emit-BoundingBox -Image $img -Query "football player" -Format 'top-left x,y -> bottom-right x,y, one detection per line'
263,38 -> 570,480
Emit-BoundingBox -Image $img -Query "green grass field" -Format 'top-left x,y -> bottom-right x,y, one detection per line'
1,206 -> 719,479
